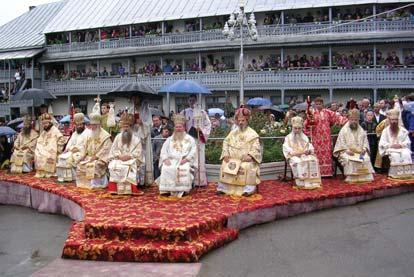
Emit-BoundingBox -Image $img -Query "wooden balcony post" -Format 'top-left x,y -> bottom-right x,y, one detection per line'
329,88 -> 333,103
373,88 -> 378,103
281,89 -> 285,105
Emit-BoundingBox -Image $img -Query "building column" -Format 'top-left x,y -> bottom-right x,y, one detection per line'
160,56 -> 164,70
281,89 -> 285,105
373,88 -> 378,103
329,88 -> 333,103
98,29 -> 101,49
127,58 -> 131,77
8,60 -> 11,97
373,44 -> 377,67
67,95 -> 71,112
328,45 -> 332,68
329,7 -> 333,22
31,58 -> 34,81
97,59 -> 100,76
161,22 -> 165,35
41,63 -> 45,82
281,47 -> 285,68
198,52 -> 202,71
199,18 -> 203,31
373,4 -> 377,31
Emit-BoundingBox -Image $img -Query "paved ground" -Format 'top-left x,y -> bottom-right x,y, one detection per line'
1,193 -> 414,277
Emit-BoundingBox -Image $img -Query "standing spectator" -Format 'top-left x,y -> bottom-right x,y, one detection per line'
152,127 -> 170,179
151,115 -> 163,138
361,110 -> 378,166
373,103 -> 386,124
379,99 -> 388,116
0,135 -> 12,168
118,65 -> 125,77
14,69 -> 21,91
404,51 -> 414,66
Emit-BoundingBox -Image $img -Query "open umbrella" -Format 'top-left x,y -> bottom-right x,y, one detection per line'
247,97 -> 272,107
258,105 -> 285,120
208,108 -> 224,117
159,80 -> 212,112
12,88 -> 56,107
159,80 -> 212,95
106,83 -> 159,99
0,126 -> 16,137
60,115 -> 90,124
7,117 -> 23,126
292,102 -> 308,111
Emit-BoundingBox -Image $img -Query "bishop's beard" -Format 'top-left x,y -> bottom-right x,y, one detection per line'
390,122 -> 399,134
121,130 -> 132,146
91,127 -> 101,139
22,126 -> 31,136
173,130 -> 185,141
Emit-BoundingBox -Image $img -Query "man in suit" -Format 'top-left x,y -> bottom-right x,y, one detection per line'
373,103 -> 386,125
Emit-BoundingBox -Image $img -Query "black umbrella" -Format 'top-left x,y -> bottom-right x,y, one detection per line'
12,88 -> 56,107
150,107 -> 164,117
292,102 -> 308,111
106,82 -> 160,99
258,105 -> 285,120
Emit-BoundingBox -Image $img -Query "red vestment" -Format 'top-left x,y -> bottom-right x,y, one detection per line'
304,109 -> 347,176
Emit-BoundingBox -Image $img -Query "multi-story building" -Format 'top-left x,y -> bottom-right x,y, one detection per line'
1,0 -> 413,117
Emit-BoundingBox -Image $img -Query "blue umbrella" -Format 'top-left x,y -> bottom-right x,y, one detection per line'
60,115 -> 90,124
208,108 -> 224,116
159,80 -> 212,95
0,126 -> 16,137
247,97 -> 272,106
404,102 -> 414,113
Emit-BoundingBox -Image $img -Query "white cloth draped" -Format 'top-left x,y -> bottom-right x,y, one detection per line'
379,126 -> 414,179
159,134 -> 197,197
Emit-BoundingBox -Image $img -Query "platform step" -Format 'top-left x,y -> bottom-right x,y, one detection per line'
63,222 -> 238,262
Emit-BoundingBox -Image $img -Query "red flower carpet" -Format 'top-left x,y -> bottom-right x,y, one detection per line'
0,171 -> 413,262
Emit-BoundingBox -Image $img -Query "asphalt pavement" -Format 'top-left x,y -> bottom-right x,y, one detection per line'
1,193 -> 414,277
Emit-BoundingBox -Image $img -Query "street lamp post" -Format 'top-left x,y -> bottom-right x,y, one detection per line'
222,0 -> 258,106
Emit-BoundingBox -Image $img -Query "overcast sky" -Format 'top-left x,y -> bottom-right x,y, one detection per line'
0,0 -> 57,26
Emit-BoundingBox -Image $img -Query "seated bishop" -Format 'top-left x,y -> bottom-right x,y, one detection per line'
283,116 -> 321,189
107,112 -> 143,195
333,109 -> 375,183
34,113 -> 67,178
56,113 -> 90,182
217,106 -> 262,197
379,109 -> 414,179
10,115 -> 38,173
159,114 -> 197,197
75,113 -> 112,189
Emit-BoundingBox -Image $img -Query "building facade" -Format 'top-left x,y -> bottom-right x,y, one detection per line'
0,0 -> 413,117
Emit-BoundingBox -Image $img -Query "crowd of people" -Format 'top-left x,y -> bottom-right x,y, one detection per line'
246,51 -> 414,71
46,6 -> 413,45
1,93 -> 413,198
42,50 -> 413,81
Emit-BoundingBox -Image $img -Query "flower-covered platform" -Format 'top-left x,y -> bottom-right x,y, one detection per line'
0,171 -> 413,262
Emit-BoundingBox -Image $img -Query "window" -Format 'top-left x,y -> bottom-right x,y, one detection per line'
206,96 -> 226,109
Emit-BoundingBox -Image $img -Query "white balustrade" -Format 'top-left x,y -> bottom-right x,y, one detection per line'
41,68 -> 414,95
46,20 -> 414,53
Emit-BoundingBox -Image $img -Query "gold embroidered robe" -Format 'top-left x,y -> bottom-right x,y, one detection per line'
10,129 -> 38,173
34,126 -> 66,178
218,126 -> 262,196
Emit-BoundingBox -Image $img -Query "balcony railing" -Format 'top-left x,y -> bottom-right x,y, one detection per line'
0,68 -> 41,81
41,68 -> 414,95
45,19 -> 414,53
